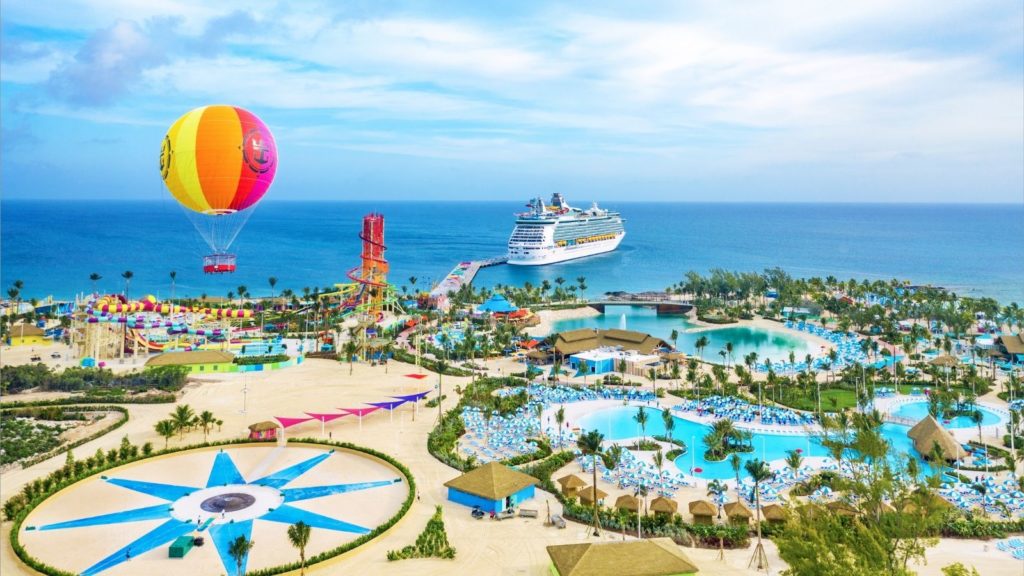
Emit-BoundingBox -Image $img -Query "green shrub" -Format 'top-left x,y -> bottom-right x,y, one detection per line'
386,506 -> 456,561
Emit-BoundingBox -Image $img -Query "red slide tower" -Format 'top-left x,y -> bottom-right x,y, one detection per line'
346,213 -> 390,313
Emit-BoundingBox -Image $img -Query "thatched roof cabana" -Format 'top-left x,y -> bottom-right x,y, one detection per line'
557,474 -> 588,497
688,499 -> 717,524
552,329 -> 670,356
615,494 -> 640,512
826,500 -> 860,517
929,355 -> 959,368
649,496 -> 678,515
546,538 -> 699,576
761,503 -> 788,523
578,485 -> 608,505
248,421 -> 278,432
908,415 -> 966,461
723,500 -> 753,522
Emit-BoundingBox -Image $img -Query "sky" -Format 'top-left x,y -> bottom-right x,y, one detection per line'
1,1 -> 1022,203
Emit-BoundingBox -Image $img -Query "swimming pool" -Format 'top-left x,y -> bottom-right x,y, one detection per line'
891,402 -> 1003,428
576,405 -> 920,480
549,305 -> 819,364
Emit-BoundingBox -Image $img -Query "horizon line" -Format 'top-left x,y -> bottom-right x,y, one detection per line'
4,198 -> 1023,206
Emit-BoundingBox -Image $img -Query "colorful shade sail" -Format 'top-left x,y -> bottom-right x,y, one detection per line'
275,416 -> 313,429
368,400 -> 407,411
339,407 -> 381,417
161,105 -> 278,215
305,412 -> 348,423
391,391 -> 430,402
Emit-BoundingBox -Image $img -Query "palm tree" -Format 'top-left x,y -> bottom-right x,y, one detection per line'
198,410 -> 217,442
729,453 -> 742,495
576,429 -> 605,536
155,420 -> 175,449
89,273 -> 102,294
268,276 -> 278,299
670,329 -> 679,350
652,450 -> 665,493
695,335 -> 709,362
170,404 -> 196,440
647,367 -> 658,396
228,535 -> 255,576
662,410 -> 675,442
343,340 -> 358,375
169,271 -> 177,302
785,449 -> 803,476
555,405 -> 566,441
725,341 -> 734,370
745,458 -> 774,571
633,406 -> 649,443
287,521 -> 311,575
707,479 -> 726,518
121,271 -> 133,299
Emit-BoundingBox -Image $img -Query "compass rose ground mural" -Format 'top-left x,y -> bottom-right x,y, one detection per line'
19,444 -> 410,576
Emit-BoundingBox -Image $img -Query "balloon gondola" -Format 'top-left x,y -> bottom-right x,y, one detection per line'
159,105 -> 277,273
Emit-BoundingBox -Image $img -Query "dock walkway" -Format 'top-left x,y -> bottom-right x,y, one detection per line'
429,256 -> 507,299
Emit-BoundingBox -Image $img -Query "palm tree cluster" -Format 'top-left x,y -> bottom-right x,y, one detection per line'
153,404 -> 221,448
702,418 -> 752,461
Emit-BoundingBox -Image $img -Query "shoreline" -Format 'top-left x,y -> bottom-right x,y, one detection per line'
524,306 -> 600,337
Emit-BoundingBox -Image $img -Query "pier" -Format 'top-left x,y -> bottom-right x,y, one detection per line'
587,292 -> 694,315
430,256 -> 507,299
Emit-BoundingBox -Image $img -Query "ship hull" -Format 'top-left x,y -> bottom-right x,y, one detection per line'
507,233 -> 624,266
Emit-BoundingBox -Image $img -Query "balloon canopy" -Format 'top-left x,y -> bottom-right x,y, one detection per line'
160,105 -> 277,269
160,105 -> 277,215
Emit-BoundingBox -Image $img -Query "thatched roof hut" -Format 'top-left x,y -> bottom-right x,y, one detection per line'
724,501 -> 753,525
762,503 -> 788,523
578,485 -> 608,505
546,537 -> 699,576
614,494 -> 640,512
557,474 -> 588,497
649,496 -> 678,515
443,461 -> 537,501
688,499 -> 717,524
908,415 -> 966,461
826,500 -> 860,517
929,355 -> 959,368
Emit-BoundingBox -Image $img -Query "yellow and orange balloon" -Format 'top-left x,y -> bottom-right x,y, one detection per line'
160,105 -> 277,215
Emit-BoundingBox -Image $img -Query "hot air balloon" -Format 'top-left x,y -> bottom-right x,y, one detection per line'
159,105 -> 277,273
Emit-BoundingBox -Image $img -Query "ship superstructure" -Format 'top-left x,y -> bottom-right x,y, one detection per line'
507,193 -> 625,265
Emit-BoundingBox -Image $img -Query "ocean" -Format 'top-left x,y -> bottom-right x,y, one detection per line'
2,201 -> 1022,304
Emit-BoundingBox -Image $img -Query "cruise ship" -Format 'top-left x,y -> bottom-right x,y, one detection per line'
507,193 -> 625,266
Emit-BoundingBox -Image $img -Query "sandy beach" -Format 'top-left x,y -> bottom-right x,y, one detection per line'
525,306 -> 601,338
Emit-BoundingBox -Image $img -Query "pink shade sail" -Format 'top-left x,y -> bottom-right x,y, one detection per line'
275,416 -> 313,429
404,374 -> 428,379
339,407 -> 382,417
304,412 -> 348,422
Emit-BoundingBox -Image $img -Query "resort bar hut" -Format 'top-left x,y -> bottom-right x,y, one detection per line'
615,494 -> 641,513
761,503 -> 788,526
578,485 -> 608,507
557,474 -> 588,498
688,500 -> 717,525
546,538 -> 699,576
908,415 -> 966,462
248,421 -> 279,440
723,501 -> 753,527
444,461 -> 536,513
649,496 -> 679,517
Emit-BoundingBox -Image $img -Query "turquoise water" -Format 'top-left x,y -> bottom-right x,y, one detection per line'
550,305 -> 820,363
2,202 -> 1022,304
577,405 -> 919,480
892,402 -> 1003,427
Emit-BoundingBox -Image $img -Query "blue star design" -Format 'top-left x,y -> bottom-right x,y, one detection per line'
32,449 -> 401,575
